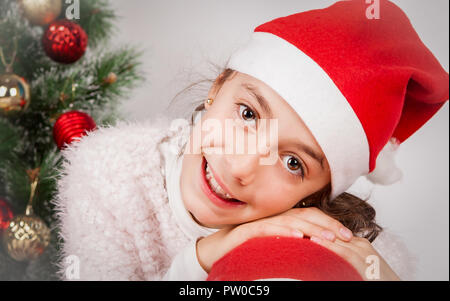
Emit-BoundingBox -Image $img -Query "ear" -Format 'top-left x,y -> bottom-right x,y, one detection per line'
205,87 -> 218,111
205,70 -> 235,109
204,99 -> 212,111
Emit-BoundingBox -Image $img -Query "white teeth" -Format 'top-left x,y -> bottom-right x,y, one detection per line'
205,163 -> 233,199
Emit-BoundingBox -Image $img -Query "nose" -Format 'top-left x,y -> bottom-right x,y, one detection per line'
223,152 -> 260,186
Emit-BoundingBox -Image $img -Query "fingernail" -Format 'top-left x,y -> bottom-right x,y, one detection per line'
292,230 -> 304,238
340,227 -> 353,240
321,230 -> 335,241
310,236 -> 322,244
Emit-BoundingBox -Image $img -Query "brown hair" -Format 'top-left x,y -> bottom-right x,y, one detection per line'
170,66 -> 382,242
296,183 -> 381,242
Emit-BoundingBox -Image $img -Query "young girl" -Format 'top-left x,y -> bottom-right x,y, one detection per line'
54,0 -> 448,280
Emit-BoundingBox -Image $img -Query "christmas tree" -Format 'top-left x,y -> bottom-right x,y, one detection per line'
0,0 -> 143,280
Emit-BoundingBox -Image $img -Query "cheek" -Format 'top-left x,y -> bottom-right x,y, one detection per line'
180,155 -> 197,191
253,176 -> 302,212
180,155 -> 202,210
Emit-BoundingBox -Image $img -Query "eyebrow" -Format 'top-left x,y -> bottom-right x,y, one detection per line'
241,83 -> 274,119
293,141 -> 325,170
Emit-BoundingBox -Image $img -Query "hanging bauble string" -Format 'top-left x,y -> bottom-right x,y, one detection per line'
3,169 -> 51,262
42,19 -> 88,64
53,110 -> 97,149
0,38 -> 31,114
18,0 -> 62,26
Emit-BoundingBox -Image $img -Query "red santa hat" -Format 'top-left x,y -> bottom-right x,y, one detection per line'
226,0 -> 449,200
207,236 -> 363,281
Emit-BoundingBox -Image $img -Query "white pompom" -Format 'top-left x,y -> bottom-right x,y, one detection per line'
365,137 -> 403,185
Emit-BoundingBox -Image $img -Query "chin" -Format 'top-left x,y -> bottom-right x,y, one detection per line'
186,202 -> 234,228
189,205 -> 222,227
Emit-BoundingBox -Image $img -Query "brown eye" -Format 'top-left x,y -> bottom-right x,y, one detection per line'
282,155 -> 304,179
240,105 -> 255,120
287,157 -> 300,170
238,104 -> 257,126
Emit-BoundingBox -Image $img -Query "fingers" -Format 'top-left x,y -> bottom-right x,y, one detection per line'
334,236 -> 375,255
234,221 -> 304,244
309,236 -> 363,273
265,215 -> 339,242
315,236 -> 375,262
285,207 -> 353,241
231,206 -> 355,253
310,237 -> 399,281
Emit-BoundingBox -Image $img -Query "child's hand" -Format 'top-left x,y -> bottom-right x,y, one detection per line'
196,207 -> 354,273
309,235 -> 401,281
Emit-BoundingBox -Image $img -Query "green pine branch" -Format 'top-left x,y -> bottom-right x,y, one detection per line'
70,0 -> 117,47
0,0 -> 144,278
0,0 -> 123,78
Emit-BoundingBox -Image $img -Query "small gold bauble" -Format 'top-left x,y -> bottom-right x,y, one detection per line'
3,214 -> 51,262
18,0 -> 62,26
102,72 -> 117,85
0,73 -> 31,114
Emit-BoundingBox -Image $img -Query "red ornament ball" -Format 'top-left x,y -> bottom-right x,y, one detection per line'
53,111 -> 97,149
0,198 -> 14,231
42,19 -> 88,64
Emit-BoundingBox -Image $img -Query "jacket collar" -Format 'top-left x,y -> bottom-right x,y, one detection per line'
161,123 -> 218,240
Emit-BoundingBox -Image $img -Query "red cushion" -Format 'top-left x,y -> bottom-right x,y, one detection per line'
207,236 -> 363,281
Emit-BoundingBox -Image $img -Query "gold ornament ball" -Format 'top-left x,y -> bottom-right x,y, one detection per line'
103,72 -> 117,85
3,214 -> 51,262
0,73 -> 31,114
19,0 -> 62,26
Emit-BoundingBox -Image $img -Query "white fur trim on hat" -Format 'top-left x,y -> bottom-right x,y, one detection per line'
366,137 -> 403,185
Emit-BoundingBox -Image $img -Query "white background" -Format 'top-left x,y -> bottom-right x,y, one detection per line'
109,0 -> 449,280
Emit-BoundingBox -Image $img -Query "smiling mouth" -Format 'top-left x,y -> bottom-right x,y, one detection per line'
200,156 -> 245,208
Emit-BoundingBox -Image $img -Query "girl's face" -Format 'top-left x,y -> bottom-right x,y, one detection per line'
180,71 -> 331,228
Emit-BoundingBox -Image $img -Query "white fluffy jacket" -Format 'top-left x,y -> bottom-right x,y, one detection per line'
53,115 -> 415,281
53,116 -> 195,280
